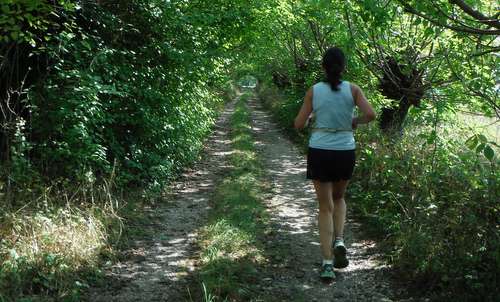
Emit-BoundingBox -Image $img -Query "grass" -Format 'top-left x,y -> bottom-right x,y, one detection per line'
196,93 -> 270,301
0,180 -> 161,302
0,184 -> 125,302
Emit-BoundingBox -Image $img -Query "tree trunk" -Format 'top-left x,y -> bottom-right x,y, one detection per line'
377,57 -> 424,136
379,97 -> 412,135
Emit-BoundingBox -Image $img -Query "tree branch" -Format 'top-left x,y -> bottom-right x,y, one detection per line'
448,0 -> 500,29
397,0 -> 500,35
444,51 -> 500,117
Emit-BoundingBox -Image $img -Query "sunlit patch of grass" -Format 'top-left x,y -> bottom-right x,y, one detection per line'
197,93 -> 269,301
0,192 -> 123,301
201,219 -> 262,264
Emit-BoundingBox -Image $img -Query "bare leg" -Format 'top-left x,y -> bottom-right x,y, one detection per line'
332,180 -> 349,239
313,180 -> 334,260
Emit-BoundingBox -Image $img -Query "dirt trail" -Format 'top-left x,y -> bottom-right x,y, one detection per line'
86,95 -> 417,302
85,100 -> 235,302
248,97 -> 407,302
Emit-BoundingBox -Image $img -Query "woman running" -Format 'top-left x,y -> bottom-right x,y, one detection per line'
294,47 -> 376,280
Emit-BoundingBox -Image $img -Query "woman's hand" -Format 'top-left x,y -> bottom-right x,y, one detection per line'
352,117 -> 358,130
351,84 -> 376,125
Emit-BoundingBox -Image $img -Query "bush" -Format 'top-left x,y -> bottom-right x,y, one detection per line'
1,0 -> 231,192
0,197 -> 121,301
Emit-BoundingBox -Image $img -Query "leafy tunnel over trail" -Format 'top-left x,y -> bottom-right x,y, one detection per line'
0,0 -> 498,301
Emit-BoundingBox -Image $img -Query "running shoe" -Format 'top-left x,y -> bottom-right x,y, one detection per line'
333,239 -> 349,268
320,263 -> 335,280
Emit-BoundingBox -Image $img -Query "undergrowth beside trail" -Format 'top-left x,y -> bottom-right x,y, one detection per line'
0,167 -> 216,302
258,83 -> 499,302
0,81 -> 235,302
0,187 -> 124,302
196,93 -> 270,301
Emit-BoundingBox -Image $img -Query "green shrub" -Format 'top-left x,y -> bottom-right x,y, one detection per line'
1,0 -> 238,191
0,201 -> 121,301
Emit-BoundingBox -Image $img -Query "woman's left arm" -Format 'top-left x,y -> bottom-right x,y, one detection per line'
294,88 -> 313,129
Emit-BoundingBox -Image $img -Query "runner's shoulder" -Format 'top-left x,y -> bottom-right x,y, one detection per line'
349,82 -> 362,92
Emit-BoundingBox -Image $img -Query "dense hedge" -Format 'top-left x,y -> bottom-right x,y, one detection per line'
0,1 -> 252,300
1,0 -> 247,194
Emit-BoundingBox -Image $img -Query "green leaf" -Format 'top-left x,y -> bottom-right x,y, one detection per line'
477,134 -> 488,143
424,27 -> 434,37
465,136 -> 478,150
10,31 -> 18,41
81,40 -> 92,50
476,143 -> 485,153
483,145 -> 494,161
426,130 -> 437,144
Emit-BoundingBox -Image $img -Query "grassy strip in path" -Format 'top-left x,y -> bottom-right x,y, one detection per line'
196,93 -> 269,301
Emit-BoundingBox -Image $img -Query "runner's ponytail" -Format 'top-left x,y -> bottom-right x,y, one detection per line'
322,47 -> 346,91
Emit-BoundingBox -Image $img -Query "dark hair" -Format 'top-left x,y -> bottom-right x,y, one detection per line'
322,47 -> 346,91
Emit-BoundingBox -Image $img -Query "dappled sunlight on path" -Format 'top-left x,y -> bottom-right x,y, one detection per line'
85,101 -> 236,302
249,98 -> 411,302
84,95 -> 420,302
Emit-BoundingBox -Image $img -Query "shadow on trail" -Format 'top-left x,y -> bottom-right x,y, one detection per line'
246,98 -> 401,301
85,96 -> 407,302
85,209 -> 199,301
84,102 -> 236,302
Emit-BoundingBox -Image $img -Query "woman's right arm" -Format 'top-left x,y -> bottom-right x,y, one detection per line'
351,84 -> 376,128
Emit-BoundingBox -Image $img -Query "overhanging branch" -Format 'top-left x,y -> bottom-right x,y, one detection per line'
396,0 -> 500,35
448,0 -> 500,29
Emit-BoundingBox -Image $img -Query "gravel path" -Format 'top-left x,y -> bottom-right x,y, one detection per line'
248,97 -> 402,302
85,95 -> 418,302
84,100 -> 235,302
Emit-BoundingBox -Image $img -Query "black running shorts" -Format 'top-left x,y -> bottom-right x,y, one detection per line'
306,147 -> 356,182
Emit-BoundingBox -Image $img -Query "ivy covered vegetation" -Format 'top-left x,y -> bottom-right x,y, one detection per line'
0,0 -> 498,301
